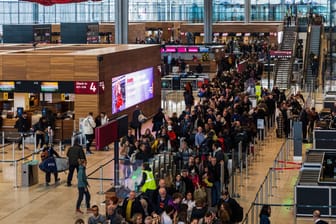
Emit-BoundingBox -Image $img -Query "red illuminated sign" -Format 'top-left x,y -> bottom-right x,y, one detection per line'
74,81 -> 99,94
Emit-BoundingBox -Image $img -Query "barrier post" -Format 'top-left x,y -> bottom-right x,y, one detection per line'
265,175 -> 269,204
59,141 -> 62,155
269,168 -> 273,197
114,141 -> 120,187
260,185 -> 264,205
14,160 -> 18,188
2,131 -> 4,147
12,141 -> 15,165
97,165 -> 104,195
231,148 -> 240,198
255,194 -> 259,222
251,205 -> 254,224
220,162 -> 225,193
245,153 -> 249,179
21,133 -> 25,159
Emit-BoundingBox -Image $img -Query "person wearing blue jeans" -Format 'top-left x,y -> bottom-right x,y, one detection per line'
76,159 -> 91,214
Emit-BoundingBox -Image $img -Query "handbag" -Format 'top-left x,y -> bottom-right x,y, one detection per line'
138,113 -> 147,123
194,185 -> 207,202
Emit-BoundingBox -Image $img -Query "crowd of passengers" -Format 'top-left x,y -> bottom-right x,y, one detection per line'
91,60 -> 316,224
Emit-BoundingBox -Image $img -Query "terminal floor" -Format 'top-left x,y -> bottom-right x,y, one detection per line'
0,129 -> 334,223
0,98 -> 335,223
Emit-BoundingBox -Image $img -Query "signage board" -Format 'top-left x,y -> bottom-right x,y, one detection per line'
74,81 -> 99,94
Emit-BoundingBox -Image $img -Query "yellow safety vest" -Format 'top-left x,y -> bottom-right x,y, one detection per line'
141,170 -> 157,192
255,85 -> 261,101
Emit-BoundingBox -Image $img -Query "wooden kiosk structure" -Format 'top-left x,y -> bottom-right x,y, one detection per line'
0,44 -> 161,141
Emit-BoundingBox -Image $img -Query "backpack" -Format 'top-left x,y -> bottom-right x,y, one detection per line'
234,204 -> 244,222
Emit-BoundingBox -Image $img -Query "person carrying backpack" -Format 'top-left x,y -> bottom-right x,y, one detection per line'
218,190 -> 244,223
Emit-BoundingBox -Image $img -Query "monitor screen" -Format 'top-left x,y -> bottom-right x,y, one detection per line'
112,67 -> 154,114
41,82 -> 58,92
0,81 -> 15,92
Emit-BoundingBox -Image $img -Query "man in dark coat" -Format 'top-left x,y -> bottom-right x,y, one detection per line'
15,112 -> 30,150
131,105 -> 142,139
66,137 -> 86,186
121,191 -> 145,223
313,210 -> 328,224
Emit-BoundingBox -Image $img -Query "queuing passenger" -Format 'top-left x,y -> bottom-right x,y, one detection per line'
87,205 -> 106,224
312,209 -> 328,224
83,112 -> 96,154
259,205 -> 271,224
15,111 -> 29,150
32,116 -> 48,149
121,191 -> 145,223
131,105 -> 143,140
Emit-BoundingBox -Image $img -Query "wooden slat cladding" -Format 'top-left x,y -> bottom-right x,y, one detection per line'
75,94 -> 99,123
50,55 -> 74,81
2,55 -> 27,80
0,56 -> 3,79
26,55 -> 51,80
98,23 -> 146,44
74,56 -> 99,80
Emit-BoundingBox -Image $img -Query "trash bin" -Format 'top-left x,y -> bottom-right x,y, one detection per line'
22,160 -> 39,187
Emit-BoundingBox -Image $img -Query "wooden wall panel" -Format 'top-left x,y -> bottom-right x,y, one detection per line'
99,23 -> 146,44
129,23 -> 146,43
2,55 -> 27,80
50,56 -> 75,81
51,24 -> 60,33
26,55 -> 51,80
73,56 -> 99,80
0,56 -> 3,80
74,94 -> 99,124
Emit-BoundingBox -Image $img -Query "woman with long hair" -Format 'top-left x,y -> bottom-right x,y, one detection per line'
259,205 -> 271,224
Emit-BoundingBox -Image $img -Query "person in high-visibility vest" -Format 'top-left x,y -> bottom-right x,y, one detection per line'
138,162 -> 157,199
255,84 -> 262,102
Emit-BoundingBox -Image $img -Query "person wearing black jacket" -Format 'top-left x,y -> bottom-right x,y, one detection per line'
131,105 -> 142,140
121,191 -> 145,223
207,157 -> 221,206
43,145 -> 61,186
218,191 -> 242,223
66,137 -> 86,187
15,112 -> 30,150
33,116 -> 48,149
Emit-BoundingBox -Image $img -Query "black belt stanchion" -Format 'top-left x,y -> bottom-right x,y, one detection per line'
114,140 -> 120,187
231,148 -> 240,198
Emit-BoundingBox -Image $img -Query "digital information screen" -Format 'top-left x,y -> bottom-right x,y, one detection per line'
41,81 -> 59,92
112,67 -> 154,114
0,81 -> 15,92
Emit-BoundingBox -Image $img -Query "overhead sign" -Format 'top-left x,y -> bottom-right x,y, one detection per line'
15,81 -> 40,93
0,81 -> 15,92
74,81 -> 99,94
270,50 -> 292,58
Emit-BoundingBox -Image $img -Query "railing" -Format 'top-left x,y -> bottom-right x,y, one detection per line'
0,130 -> 65,188
242,138 -> 298,224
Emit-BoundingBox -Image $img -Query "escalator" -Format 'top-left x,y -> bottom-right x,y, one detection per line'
304,25 -> 322,88
274,26 -> 297,90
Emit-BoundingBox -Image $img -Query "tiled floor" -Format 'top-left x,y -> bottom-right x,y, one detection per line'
0,93 -> 335,223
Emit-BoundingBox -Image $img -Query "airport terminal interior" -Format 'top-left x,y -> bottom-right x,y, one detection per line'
0,0 -> 336,224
